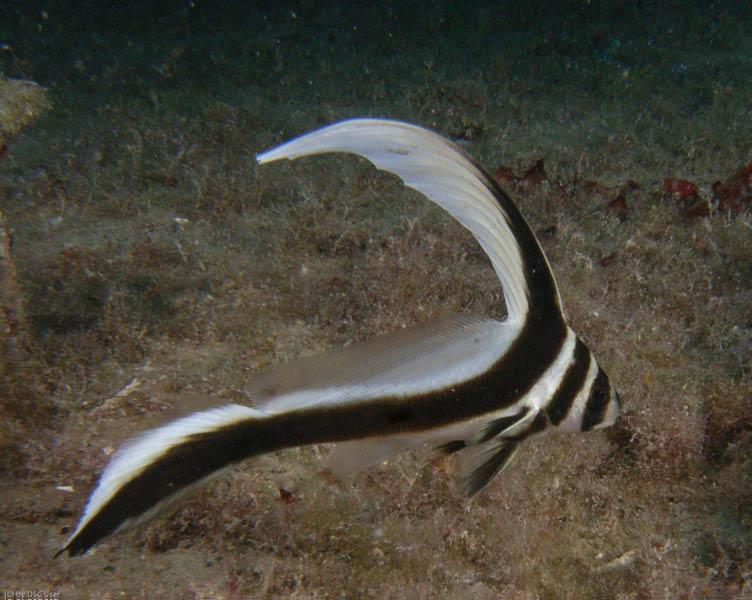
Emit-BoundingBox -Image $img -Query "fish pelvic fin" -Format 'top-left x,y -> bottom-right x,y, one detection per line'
459,439 -> 521,497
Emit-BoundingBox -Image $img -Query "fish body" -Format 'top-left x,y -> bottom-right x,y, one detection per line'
57,119 -> 620,557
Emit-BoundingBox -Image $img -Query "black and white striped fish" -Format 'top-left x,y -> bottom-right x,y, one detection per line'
56,118 -> 620,557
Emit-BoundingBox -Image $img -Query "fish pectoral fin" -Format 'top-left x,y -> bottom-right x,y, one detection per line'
326,435 -> 424,480
457,439 -> 521,497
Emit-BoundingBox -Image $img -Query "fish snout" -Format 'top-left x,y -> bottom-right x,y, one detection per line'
598,387 -> 621,430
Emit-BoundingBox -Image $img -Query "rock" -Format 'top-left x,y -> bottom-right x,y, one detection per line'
494,159 -> 571,203
0,76 -> 50,151
0,77 -> 52,472
608,195 -> 629,218
662,177 -> 699,202
712,163 -> 752,216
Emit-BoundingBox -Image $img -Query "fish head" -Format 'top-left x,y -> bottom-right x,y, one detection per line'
584,363 -> 621,431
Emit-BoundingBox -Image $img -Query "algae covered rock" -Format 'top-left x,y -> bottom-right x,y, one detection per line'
0,76 -> 51,470
0,76 -> 48,368
0,76 -> 50,151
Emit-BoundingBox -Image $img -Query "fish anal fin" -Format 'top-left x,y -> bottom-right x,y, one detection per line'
326,436 -> 421,480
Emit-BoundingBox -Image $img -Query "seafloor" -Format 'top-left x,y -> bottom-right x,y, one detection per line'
0,2 -> 750,599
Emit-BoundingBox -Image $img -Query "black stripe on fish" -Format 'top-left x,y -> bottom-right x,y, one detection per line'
545,338 -> 591,426
526,411 -> 550,437
581,367 -> 611,431
468,156 -> 563,320
264,313 -> 567,436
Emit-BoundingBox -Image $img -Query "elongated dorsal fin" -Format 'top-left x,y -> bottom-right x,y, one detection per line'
257,118 -> 563,325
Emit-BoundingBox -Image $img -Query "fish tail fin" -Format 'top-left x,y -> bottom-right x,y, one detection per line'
58,404 -> 272,557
